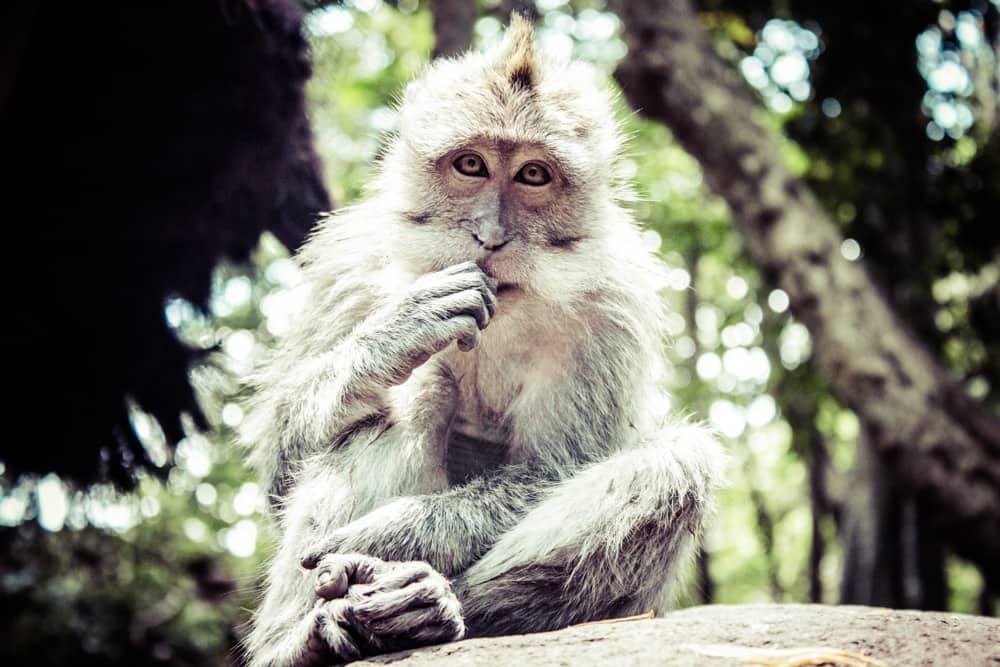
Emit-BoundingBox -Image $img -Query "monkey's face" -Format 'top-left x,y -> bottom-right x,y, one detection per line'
376,22 -> 628,308
437,137 -> 593,292
382,130 -> 618,307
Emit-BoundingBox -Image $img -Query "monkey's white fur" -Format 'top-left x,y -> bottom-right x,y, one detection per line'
242,16 -> 725,666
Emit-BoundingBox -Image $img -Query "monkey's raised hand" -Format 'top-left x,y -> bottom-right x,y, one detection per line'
360,262 -> 497,386
307,553 -> 465,661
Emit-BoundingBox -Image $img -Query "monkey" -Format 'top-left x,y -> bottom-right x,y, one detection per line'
240,14 -> 726,667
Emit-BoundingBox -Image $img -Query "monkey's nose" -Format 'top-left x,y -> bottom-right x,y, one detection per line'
473,228 -> 510,251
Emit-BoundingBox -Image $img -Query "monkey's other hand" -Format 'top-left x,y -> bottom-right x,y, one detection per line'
362,262 -> 497,385
312,554 -> 466,656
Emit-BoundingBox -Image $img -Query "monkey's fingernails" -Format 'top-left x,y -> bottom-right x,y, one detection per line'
301,553 -> 321,569
316,570 -> 350,600
484,293 -> 497,321
482,273 -> 498,295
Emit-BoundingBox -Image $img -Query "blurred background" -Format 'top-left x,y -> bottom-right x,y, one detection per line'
0,0 -> 997,664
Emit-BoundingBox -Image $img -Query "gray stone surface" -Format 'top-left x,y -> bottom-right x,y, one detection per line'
357,604 -> 999,666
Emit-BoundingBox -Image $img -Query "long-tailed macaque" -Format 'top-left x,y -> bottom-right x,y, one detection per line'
243,15 -> 725,666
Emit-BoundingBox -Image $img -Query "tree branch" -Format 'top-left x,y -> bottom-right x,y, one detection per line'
609,0 -> 1000,583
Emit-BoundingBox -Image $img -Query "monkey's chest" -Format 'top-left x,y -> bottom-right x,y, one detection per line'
446,428 -> 507,484
446,383 -> 512,485
441,348 -> 523,483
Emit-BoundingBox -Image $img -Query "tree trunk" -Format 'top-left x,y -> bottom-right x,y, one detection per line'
840,426 -> 903,606
779,365 -> 834,604
609,0 -> 1000,587
430,0 -> 475,58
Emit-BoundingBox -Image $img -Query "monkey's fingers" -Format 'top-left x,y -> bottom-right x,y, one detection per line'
316,569 -> 349,601
436,314 -> 479,351
300,534 -> 348,569
453,261 -> 499,313
436,262 -> 498,313
312,553 -> 382,600
456,327 -> 480,352
350,560 -> 431,596
431,290 -> 492,330
440,261 -> 480,274
301,541 -> 362,570
443,260 -> 497,287
345,567 -> 465,652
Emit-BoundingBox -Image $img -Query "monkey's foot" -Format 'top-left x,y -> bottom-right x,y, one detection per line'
310,553 -> 465,656
284,598 -> 363,667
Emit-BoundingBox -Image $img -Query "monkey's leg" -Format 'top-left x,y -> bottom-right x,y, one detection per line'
299,459 -> 555,577
455,422 -> 725,637
245,365 -> 457,667
296,461 -> 557,659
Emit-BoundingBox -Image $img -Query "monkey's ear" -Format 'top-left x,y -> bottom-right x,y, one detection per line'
499,13 -> 537,90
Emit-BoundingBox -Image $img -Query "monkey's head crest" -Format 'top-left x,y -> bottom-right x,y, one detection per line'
499,13 -> 538,91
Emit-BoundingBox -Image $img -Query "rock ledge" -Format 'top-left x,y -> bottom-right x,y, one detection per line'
358,604 -> 999,666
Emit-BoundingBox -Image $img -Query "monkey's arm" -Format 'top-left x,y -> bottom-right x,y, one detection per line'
245,361 -> 477,667
300,459 -> 561,576
244,263 -> 498,666
244,427 -> 470,667
247,261 -> 497,500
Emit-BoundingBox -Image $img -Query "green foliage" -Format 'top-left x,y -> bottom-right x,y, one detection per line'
306,2 -> 435,202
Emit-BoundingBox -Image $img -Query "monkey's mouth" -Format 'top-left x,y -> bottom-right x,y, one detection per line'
477,261 -> 519,295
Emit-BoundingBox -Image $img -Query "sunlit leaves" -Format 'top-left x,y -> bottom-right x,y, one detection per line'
917,8 -> 995,141
473,5 -> 626,72
308,3 -> 434,203
740,19 -> 822,113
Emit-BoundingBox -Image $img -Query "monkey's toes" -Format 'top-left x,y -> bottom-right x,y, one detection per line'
314,599 -> 364,663
350,565 -> 459,624
346,573 -> 465,653
363,596 -> 465,642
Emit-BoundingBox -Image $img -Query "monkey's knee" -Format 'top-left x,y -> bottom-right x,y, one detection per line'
551,421 -> 725,542
459,424 -> 724,634
472,421 -> 724,574
573,422 -> 725,569
625,421 -> 727,521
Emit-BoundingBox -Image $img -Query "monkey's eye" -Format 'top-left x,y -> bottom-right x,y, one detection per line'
453,153 -> 489,177
514,162 -> 552,186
